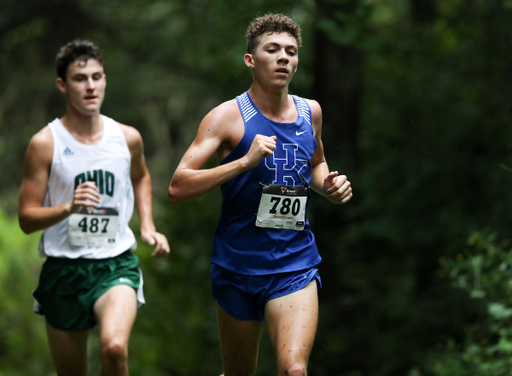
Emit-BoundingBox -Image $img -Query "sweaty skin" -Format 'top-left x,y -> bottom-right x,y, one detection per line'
169,29 -> 352,376
19,54 -> 169,376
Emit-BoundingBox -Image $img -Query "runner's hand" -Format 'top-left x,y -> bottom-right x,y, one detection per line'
141,230 -> 170,258
71,182 -> 101,212
322,171 -> 352,204
244,134 -> 277,169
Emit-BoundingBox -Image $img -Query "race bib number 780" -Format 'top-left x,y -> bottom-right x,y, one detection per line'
68,207 -> 119,247
256,184 -> 308,231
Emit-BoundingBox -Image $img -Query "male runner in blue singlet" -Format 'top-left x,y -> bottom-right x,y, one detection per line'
169,14 -> 352,376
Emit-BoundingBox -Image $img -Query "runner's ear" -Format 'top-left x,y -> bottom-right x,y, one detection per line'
244,54 -> 255,69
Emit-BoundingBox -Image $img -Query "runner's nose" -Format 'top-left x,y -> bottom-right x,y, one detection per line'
277,49 -> 289,63
86,77 -> 96,90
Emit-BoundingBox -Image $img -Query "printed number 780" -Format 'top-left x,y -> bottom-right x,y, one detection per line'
78,217 -> 110,233
269,197 -> 301,216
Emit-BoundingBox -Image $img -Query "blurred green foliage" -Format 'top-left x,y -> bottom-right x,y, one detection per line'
421,232 -> 512,376
0,211 -> 52,375
2,0 -> 512,375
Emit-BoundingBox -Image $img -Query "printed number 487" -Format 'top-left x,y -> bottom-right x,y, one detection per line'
78,217 -> 110,233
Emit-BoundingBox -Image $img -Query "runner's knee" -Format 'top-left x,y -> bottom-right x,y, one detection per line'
101,337 -> 128,364
281,363 -> 307,376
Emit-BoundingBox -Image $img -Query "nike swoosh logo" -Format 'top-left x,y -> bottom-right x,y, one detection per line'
119,278 -> 133,285
296,130 -> 306,136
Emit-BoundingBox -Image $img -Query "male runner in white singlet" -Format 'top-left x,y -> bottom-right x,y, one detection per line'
169,14 -> 352,376
19,40 -> 169,376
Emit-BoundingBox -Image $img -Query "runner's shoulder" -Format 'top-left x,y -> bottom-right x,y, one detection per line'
302,98 -> 322,130
116,121 -> 143,153
302,98 -> 322,116
27,126 -> 53,160
205,99 -> 241,124
200,99 -> 243,136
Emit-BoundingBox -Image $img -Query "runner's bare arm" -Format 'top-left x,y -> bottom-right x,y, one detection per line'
168,102 -> 276,204
19,127 -> 101,234
121,123 -> 169,257
308,100 -> 353,205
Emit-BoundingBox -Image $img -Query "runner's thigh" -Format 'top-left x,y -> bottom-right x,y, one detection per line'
264,281 -> 318,373
94,284 -> 138,347
217,303 -> 263,376
45,322 -> 89,376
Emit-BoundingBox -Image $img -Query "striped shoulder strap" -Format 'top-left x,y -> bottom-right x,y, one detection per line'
293,95 -> 312,126
236,92 -> 258,123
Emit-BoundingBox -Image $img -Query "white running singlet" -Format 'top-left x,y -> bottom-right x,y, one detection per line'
38,115 -> 137,259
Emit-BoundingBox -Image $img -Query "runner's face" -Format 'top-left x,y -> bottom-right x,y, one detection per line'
57,59 -> 106,116
246,32 -> 299,89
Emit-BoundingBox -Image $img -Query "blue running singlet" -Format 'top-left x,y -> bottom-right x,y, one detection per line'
211,92 -> 322,275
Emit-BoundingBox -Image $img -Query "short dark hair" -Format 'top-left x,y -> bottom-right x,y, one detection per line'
56,40 -> 103,81
246,14 -> 302,54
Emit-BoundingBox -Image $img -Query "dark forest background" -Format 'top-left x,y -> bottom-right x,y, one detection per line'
2,0 -> 512,375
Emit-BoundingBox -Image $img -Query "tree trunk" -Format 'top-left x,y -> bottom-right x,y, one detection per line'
311,0 -> 363,171
410,0 -> 437,24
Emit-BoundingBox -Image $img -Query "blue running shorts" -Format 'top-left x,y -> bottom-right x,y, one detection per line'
211,264 -> 322,322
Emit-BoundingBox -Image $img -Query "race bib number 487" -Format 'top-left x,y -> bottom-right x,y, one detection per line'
256,184 -> 308,231
68,207 -> 119,247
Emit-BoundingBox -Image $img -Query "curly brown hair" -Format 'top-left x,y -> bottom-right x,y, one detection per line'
246,14 -> 302,54
56,40 -> 103,81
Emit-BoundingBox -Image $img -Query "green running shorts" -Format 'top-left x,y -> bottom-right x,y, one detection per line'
33,251 -> 144,331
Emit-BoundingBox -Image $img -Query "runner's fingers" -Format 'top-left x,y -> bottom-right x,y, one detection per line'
260,139 -> 276,150
326,171 -> 339,181
326,176 -> 349,194
76,181 -> 100,192
157,233 -> 170,253
323,172 -> 339,193
341,192 -> 353,204
336,174 -> 348,185
141,232 -> 156,245
267,137 -> 277,150
263,149 -> 273,158
328,182 -> 352,203
75,186 -> 101,199
338,183 -> 352,199
339,180 -> 352,195
334,187 -> 353,204
340,186 -> 353,201
75,183 -> 101,204
259,143 -> 275,158
151,233 -> 170,258
336,191 -> 353,204
74,191 -> 101,204
254,135 -> 276,151
152,249 -> 167,258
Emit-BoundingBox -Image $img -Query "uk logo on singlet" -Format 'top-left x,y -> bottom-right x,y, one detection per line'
265,143 -> 308,185
74,170 -> 115,197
